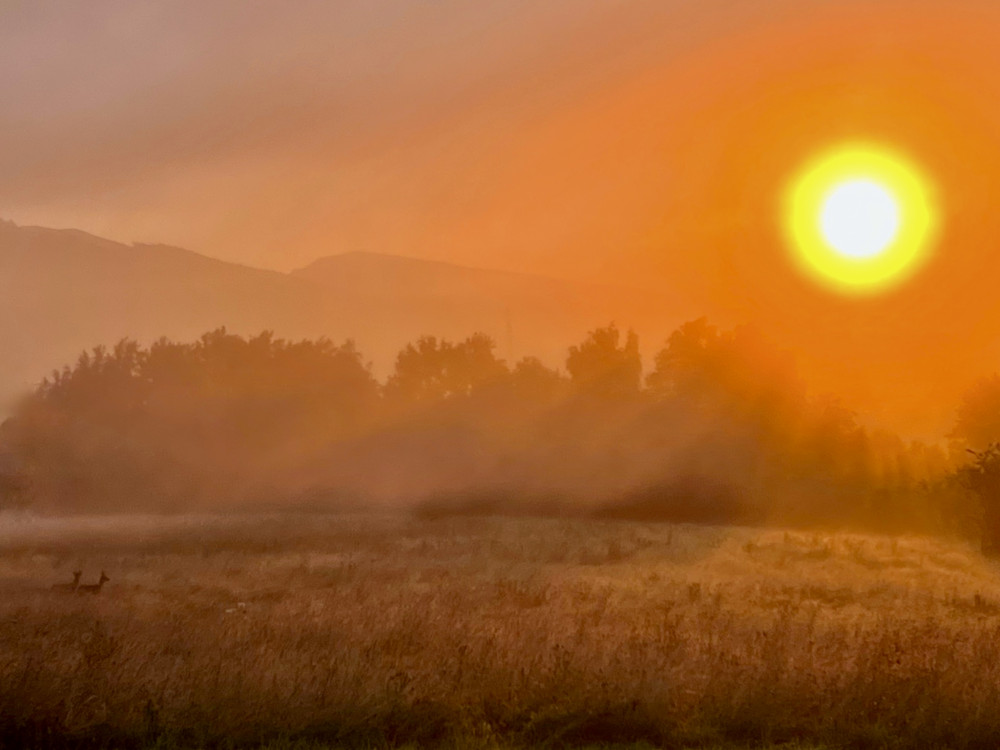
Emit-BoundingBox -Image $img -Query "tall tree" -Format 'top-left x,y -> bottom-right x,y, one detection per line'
565,324 -> 641,401
951,375 -> 1000,450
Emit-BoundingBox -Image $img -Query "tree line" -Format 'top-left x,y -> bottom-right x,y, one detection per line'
0,319 -> 996,540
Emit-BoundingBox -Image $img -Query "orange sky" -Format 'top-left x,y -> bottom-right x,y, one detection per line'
5,0 -> 1000,439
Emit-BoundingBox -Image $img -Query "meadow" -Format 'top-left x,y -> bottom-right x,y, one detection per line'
2,511 -> 1000,750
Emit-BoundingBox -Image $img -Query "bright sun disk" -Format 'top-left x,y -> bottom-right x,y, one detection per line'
783,143 -> 939,295
819,179 -> 900,259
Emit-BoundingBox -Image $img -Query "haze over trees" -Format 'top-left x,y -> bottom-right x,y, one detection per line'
0,319 -> 979,537
0,219 -> 676,416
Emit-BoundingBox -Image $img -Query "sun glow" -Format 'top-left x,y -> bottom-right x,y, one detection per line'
784,144 -> 939,294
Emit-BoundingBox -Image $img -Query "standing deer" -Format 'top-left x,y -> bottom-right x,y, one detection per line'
77,571 -> 109,595
51,570 -> 82,593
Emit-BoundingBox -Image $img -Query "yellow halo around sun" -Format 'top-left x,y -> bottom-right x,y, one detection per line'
783,143 -> 940,294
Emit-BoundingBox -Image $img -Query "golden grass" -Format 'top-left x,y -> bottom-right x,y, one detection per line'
2,512 -> 1000,749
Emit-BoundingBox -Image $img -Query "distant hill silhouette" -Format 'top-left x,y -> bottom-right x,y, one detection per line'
290,251 -> 675,364
0,220 -> 682,411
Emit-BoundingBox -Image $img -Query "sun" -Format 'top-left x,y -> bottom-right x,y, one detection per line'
783,143 -> 939,294
819,179 -> 900,259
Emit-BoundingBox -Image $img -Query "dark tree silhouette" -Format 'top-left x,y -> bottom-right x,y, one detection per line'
508,356 -> 566,405
0,321 -> 957,529
565,323 -> 641,400
647,317 -> 721,399
0,424 -> 28,511
386,333 -> 506,403
2,329 -> 378,510
958,444 -> 1000,554
951,375 -> 1000,450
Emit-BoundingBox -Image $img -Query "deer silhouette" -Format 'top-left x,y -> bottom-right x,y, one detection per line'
51,570 -> 82,593
77,571 -> 109,595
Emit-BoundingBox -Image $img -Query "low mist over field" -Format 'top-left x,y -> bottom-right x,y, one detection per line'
0,322 -> 972,536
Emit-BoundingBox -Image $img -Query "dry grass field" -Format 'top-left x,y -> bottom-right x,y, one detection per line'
2,511 -> 1000,749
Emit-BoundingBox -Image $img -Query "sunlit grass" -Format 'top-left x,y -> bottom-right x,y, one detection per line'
1,512 -> 999,749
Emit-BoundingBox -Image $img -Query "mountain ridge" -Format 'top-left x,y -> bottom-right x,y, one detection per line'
0,219 -> 685,411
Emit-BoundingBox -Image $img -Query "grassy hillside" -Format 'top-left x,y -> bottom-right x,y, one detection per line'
2,512 -> 999,749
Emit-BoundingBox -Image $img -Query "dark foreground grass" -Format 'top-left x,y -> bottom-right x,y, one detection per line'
2,513 -> 1000,749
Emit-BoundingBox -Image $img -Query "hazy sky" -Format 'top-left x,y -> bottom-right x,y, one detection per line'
2,0 -> 805,276
7,0 -> 1000,437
